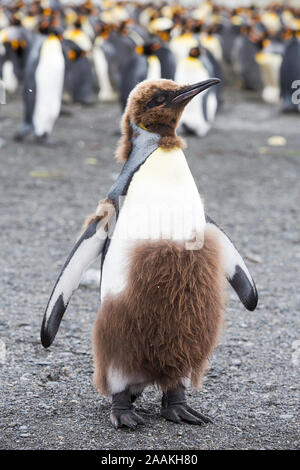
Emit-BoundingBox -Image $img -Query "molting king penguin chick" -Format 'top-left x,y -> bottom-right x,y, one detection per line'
41,78 -> 258,430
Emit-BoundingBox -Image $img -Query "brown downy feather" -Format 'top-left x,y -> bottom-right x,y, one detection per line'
93,228 -> 226,396
115,110 -> 133,163
115,79 -> 188,163
80,198 -> 115,234
160,135 -> 186,150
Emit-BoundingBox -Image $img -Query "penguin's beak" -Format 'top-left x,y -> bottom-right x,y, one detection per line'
172,78 -> 221,104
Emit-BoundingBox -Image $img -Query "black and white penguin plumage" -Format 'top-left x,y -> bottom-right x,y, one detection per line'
255,38 -> 285,104
41,78 -> 258,430
169,31 -> 198,65
0,25 -> 27,94
136,41 -> 162,81
15,29 -> 65,142
0,41 -> 4,77
136,38 -> 176,81
280,36 -> 300,113
231,31 -> 262,91
219,20 -> 240,65
107,30 -> 148,110
93,32 -> 118,103
63,25 -> 95,105
175,47 -> 219,137
152,41 -> 176,80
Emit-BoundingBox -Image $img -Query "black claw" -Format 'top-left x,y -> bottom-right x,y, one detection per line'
162,404 -> 204,425
161,385 -> 212,426
120,413 -> 138,429
161,407 -> 181,423
110,409 -> 144,429
131,411 -> 145,425
176,406 -> 204,424
186,405 -> 213,424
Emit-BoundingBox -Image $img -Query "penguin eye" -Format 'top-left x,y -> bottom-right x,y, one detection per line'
147,93 -> 167,109
156,95 -> 165,104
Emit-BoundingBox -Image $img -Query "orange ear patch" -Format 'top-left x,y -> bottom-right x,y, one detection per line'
68,49 -> 76,61
11,39 -> 19,49
135,45 -> 144,55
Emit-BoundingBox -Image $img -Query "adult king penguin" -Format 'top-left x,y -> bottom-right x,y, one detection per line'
41,78 -> 258,429
176,47 -> 219,137
280,34 -> 300,113
15,22 -> 65,142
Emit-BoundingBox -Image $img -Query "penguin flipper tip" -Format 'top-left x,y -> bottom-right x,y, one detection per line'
40,329 -> 53,349
229,265 -> 258,311
41,294 -> 67,348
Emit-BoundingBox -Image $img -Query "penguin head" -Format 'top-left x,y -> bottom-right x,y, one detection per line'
125,78 -> 219,137
116,78 -> 220,162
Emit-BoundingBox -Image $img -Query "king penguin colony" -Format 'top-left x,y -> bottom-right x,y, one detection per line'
1,1 -> 299,146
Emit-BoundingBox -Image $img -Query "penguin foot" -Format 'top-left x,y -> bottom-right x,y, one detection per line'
161,385 -> 212,426
75,98 -> 96,107
35,134 -> 63,147
13,132 -> 26,142
60,106 -> 73,117
110,389 -> 145,430
281,105 -> 300,114
161,403 -> 212,425
13,124 -> 32,142
110,409 -> 145,430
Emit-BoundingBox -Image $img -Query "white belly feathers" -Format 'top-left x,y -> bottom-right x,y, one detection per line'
33,37 -> 65,136
100,146 -> 206,300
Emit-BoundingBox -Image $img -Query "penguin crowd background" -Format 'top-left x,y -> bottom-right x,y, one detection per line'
0,0 -> 299,143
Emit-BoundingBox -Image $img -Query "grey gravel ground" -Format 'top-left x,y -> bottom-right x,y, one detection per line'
0,85 -> 299,450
